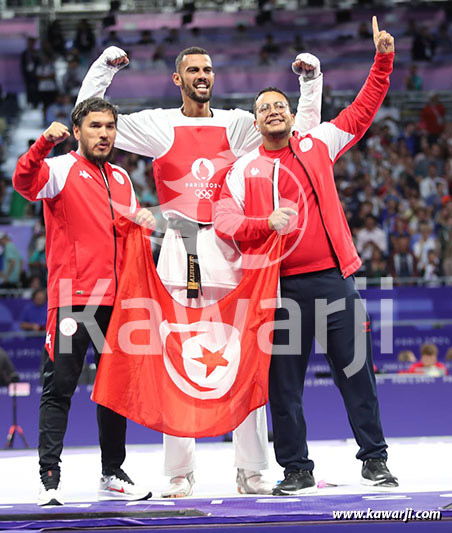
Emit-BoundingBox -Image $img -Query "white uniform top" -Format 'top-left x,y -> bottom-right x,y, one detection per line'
77,57 -> 323,291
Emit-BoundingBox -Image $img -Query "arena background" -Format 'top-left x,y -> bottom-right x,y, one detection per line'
0,0 -> 451,530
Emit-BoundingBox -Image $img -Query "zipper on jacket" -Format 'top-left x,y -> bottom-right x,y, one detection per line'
288,141 -> 344,278
99,166 -> 118,293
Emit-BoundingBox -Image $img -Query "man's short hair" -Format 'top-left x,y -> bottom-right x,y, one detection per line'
253,87 -> 292,116
71,97 -> 118,128
175,46 -> 210,73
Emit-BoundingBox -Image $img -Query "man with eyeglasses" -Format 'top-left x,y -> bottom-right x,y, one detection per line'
215,17 -> 398,495
76,46 -> 323,497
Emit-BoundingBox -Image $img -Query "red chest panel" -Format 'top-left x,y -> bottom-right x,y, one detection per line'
153,125 -> 236,222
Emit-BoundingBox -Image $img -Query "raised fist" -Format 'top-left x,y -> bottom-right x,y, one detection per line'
100,46 -> 129,70
43,122 -> 70,145
292,53 -> 321,80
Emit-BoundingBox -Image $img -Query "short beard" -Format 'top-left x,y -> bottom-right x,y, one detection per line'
181,78 -> 212,104
79,139 -> 112,166
267,124 -> 292,140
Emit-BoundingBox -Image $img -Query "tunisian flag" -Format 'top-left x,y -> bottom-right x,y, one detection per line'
92,218 -> 284,438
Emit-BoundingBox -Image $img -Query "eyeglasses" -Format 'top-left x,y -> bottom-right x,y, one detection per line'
256,101 -> 289,116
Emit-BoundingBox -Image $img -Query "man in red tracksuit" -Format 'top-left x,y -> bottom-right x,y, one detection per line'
13,98 -> 153,506
215,17 -> 398,494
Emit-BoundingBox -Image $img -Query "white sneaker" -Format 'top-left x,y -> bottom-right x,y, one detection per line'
38,483 -> 64,506
161,472 -> 195,498
98,468 -> 152,501
236,469 -> 273,495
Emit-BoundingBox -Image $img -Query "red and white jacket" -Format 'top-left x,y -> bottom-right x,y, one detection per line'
215,53 -> 394,279
13,136 -> 138,309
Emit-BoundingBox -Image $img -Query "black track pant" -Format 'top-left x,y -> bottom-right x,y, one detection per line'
39,305 -> 126,477
269,268 -> 388,475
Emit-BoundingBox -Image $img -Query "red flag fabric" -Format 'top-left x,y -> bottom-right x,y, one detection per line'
92,219 -> 283,438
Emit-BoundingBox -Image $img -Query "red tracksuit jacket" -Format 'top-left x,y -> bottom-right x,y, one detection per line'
215,52 -> 394,279
13,135 -> 138,310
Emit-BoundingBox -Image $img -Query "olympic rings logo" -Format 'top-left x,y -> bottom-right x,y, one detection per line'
195,189 -> 214,199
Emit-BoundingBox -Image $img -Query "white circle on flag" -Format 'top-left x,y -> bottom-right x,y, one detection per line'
112,171 -> 125,184
59,317 -> 78,337
160,320 -> 241,399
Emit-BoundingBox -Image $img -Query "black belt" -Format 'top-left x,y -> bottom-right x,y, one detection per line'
167,219 -> 211,298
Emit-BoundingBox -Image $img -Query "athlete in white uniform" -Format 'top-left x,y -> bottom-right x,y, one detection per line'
77,45 -> 323,497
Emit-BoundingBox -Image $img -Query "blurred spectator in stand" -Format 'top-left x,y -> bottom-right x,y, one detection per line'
389,235 -> 418,281
422,249 -> 442,286
414,136 -> 432,177
19,289 -> 47,333
190,27 -> 207,45
149,45 -> 168,71
141,165 -> 159,208
21,37 -> 40,108
288,34 -> 305,55
46,20 -> 66,57
381,195 -> 400,239
445,347 -> 452,362
421,94 -> 446,143
164,28 -> 180,45
0,348 -> 19,386
234,23 -> 248,43
0,233 -> 23,288
389,217 -> 409,250
397,350 -> 417,363
404,19 -> 418,38
411,25 -> 436,61
36,52 -> 58,126
261,33 -> 280,57
437,209 -> 452,277
349,200 -> 374,234
374,96 -> 400,138
412,222 -> 439,272
258,49 -> 274,67
256,0 -> 274,25
103,30 -> 123,47
400,121 -> 420,156
357,21 -> 372,39
321,85 -> 337,122
74,19 -> 96,63
427,181 -> 449,211
419,163 -> 440,201
407,343 -> 447,376
405,65 -> 423,91
137,29 -> 155,45
356,214 -> 387,261
435,21 -> 452,51
46,93 -> 72,127
122,153 -> 148,198
364,245 -> 388,280
28,233 -> 47,287
10,140 -> 35,219
62,56 -> 86,103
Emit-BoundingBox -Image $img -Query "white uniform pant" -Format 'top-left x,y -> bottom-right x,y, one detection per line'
157,226 -> 269,476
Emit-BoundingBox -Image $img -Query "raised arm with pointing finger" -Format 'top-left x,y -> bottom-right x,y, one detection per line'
214,17 -> 398,496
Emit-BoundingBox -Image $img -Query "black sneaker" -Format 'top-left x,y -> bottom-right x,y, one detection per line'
272,470 -> 317,495
38,470 -> 63,506
41,469 -> 60,490
361,458 -> 398,488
